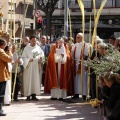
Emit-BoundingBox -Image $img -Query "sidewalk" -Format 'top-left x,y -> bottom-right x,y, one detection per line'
1,92 -> 104,120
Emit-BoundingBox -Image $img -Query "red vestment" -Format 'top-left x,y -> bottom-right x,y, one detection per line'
44,44 -> 74,96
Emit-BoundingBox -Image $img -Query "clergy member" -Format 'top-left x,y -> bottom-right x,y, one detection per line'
44,37 -> 74,100
22,35 -> 44,101
72,33 -> 89,99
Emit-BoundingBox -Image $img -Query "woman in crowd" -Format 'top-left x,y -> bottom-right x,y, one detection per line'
100,72 -> 120,120
4,45 -> 12,105
0,38 -> 12,116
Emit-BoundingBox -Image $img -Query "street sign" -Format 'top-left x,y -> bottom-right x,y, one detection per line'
34,10 -> 41,18
43,19 -> 47,25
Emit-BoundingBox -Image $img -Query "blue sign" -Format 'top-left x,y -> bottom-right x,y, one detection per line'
43,19 -> 47,25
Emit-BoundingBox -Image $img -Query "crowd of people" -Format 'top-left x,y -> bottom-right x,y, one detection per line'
0,32 -> 120,120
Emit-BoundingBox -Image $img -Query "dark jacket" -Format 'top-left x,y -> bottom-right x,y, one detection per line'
103,83 -> 120,109
41,44 -> 50,57
0,49 -> 12,82
99,85 -> 110,100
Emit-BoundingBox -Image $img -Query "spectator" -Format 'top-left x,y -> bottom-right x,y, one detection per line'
100,72 -> 120,120
0,38 -> 12,116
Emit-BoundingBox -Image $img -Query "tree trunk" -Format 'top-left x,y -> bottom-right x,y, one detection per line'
46,12 -> 52,37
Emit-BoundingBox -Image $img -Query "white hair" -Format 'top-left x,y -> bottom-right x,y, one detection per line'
77,32 -> 83,37
98,42 -> 108,49
41,35 -> 47,39
97,38 -> 103,44
116,37 -> 120,40
56,37 -> 64,42
95,36 -> 100,40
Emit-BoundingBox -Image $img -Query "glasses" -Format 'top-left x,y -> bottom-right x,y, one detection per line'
42,38 -> 45,39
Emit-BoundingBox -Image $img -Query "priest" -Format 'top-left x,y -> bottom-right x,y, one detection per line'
44,37 -> 74,100
22,35 -> 44,101
71,33 -> 89,99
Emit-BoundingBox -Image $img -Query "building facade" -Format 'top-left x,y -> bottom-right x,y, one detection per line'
40,0 -> 120,41
0,0 -> 34,38
0,0 -> 120,41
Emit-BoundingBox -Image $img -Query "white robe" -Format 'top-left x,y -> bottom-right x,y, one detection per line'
4,63 -> 12,105
72,42 -> 89,95
22,44 -> 44,96
51,45 -> 67,99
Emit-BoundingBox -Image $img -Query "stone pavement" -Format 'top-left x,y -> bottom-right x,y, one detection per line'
1,92 -> 104,120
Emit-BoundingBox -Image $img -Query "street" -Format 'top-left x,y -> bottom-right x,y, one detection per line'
2,92 -> 104,120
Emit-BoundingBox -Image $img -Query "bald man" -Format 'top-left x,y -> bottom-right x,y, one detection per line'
72,33 -> 89,99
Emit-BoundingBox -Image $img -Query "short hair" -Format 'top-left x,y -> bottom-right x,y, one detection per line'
41,35 -> 47,39
116,37 -> 120,40
56,37 -> 64,42
97,38 -> 103,44
29,35 -> 37,40
68,37 -> 74,42
104,72 -> 120,83
95,35 -> 100,40
98,43 -> 108,49
0,38 -> 6,46
24,36 -> 30,41
47,35 -> 50,40
62,36 -> 68,42
77,33 -> 83,37
109,35 -> 116,41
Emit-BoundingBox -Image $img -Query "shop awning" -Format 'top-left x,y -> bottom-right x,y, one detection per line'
72,21 -> 120,31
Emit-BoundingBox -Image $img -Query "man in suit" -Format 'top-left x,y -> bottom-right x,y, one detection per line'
0,38 -> 12,116
40,35 -> 50,86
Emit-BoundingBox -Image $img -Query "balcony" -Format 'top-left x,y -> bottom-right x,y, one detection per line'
39,0 -> 120,16
51,0 -> 120,16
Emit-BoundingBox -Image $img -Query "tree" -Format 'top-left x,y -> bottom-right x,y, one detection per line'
37,0 -> 59,36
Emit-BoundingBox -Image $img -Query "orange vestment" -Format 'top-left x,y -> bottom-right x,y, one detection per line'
44,44 -> 74,96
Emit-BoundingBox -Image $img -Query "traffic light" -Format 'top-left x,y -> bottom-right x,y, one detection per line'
36,20 -> 42,29
30,23 -> 33,29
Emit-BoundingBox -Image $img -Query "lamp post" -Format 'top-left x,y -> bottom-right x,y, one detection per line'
64,0 -> 68,37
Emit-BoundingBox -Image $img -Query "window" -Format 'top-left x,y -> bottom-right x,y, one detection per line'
8,2 -> 16,13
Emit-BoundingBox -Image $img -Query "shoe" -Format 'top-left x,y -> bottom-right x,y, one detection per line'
0,111 -> 6,116
26,96 -> 31,101
50,97 -> 57,100
72,94 -> 79,99
21,95 -> 24,97
4,104 -> 10,106
31,97 -> 38,101
59,98 -> 63,101
14,99 -> 19,101
82,95 -> 86,100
